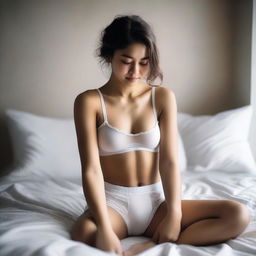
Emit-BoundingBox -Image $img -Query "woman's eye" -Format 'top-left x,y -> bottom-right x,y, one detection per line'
121,61 -> 148,66
121,61 -> 131,65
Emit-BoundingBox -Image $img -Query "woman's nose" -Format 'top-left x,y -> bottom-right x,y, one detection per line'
129,63 -> 140,75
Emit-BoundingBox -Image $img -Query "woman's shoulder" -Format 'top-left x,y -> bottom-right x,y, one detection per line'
75,88 -> 99,98
154,85 -> 176,107
154,86 -> 176,119
74,88 -> 100,104
154,85 -> 175,96
74,88 -> 101,116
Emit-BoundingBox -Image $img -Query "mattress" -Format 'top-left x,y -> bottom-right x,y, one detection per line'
0,167 -> 256,256
1,106 -> 256,255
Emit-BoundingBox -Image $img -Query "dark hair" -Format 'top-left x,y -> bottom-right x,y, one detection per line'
96,15 -> 163,85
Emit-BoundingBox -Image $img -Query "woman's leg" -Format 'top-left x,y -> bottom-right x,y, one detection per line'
70,206 -> 128,247
144,199 -> 251,245
124,199 -> 251,255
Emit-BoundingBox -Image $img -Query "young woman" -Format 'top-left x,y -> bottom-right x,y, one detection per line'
70,15 -> 251,256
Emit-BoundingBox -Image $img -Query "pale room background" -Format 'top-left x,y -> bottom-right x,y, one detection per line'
0,0 -> 255,172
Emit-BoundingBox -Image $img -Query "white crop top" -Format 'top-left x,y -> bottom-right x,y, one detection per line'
96,87 -> 161,156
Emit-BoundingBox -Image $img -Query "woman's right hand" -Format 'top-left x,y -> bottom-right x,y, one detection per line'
95,226 -> 123,255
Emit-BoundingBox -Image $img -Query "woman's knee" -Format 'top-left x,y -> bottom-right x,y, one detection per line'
70,217 -> 97,246
222,200 -> 251,236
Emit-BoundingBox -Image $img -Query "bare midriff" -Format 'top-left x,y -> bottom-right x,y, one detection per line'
99,151 -> 161,187
96,85 -> 161,187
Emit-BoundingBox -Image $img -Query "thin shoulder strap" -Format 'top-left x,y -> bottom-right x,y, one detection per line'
96,89 -> 108,123
151,86 -> 158,122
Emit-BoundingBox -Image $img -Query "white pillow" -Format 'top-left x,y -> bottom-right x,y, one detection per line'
177,105 -> 256,173
178,133 -> 187,172
5,109 -> 187,178
5,109 -> 81,180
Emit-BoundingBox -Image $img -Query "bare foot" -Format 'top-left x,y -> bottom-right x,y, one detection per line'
123,240 -> 156,256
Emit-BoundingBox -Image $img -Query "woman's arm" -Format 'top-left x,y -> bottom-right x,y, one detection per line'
74,91 -> 124,254
159,87 -> 182,215
73,91 -> 112,230
153,87 -> 182,243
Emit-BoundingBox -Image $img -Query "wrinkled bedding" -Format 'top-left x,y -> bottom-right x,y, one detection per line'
0,167 -> 256,256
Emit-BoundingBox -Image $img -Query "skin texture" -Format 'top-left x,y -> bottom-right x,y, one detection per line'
70,43 -> 251,256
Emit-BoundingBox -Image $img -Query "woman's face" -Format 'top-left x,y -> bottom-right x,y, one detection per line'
110,43 -> 150,84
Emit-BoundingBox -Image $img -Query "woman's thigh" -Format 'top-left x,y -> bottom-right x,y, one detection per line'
143,199 -> 241,237
71,206 -> 128,242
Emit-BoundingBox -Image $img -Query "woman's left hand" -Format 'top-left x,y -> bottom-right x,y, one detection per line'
152,212 -> 182,244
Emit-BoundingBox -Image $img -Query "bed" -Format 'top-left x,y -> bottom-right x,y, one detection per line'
0,105 -> 256,256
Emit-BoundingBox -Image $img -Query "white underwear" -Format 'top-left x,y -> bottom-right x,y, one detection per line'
104,181 -> 165,236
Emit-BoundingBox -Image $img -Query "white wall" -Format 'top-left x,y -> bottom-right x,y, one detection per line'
0,0 -> 236,118
0,0 -> 253,169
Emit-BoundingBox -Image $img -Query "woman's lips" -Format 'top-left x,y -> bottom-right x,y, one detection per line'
126,77 -> 139,81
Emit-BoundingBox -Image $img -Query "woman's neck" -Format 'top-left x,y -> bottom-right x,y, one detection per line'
103,76 -> 149,99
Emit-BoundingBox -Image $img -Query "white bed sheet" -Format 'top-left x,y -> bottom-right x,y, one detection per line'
0,167 -> 256,256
